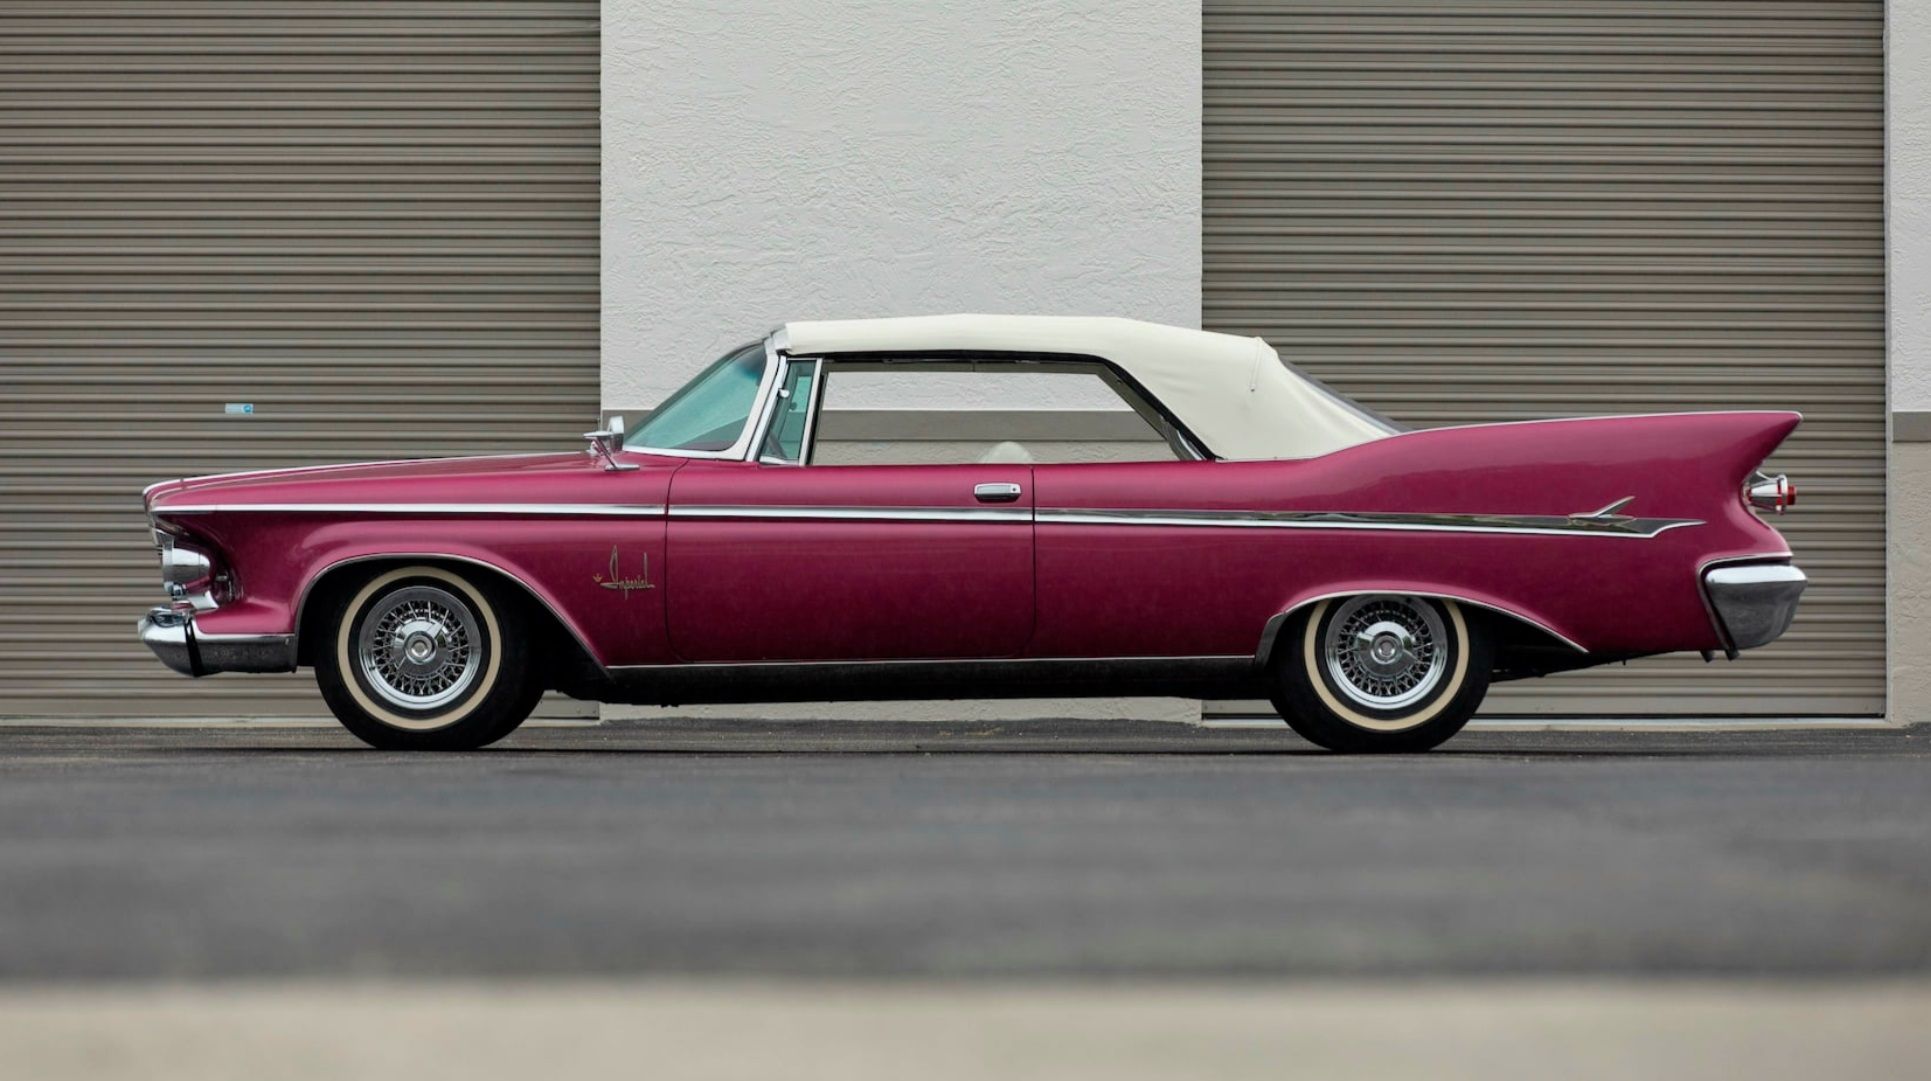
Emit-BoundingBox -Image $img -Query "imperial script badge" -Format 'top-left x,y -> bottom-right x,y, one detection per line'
591,547 -> 652,597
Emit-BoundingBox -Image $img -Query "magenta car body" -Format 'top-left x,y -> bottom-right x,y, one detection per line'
139,316 -> 1805,752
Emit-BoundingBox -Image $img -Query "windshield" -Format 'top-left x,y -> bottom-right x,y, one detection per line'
625,340 -> 768,453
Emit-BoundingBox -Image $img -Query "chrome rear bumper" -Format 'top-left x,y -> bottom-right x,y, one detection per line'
138,607 -> 296,677
1703,563 -> 1806,654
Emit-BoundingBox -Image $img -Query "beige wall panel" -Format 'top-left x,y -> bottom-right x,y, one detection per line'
1890,444 -> 1931,723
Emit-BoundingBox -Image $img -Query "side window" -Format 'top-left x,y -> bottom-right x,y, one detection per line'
809,360 -> 1197,466
757,359 -> 820,464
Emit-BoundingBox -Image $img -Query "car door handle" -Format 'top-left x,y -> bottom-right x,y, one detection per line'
974,482 -> 1023,503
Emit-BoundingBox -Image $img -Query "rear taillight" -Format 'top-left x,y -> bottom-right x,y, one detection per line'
1747,472 -> 1796,514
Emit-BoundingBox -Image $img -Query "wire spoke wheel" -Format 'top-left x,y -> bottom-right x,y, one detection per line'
355,584 -> 482,711
1321,595 -> 1448,711
321,564 -> 539,751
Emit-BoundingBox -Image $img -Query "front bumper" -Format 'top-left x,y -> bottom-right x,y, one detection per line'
138,607 -> 296,677
1703,563 -> 1807,654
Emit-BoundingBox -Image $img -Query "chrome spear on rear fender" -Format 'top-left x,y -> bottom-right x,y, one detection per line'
1569,495 -> 1635,521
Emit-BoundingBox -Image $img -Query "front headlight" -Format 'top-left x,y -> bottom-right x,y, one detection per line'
154,530 -> 218,603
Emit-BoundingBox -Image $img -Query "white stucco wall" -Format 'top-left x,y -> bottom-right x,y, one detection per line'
601,0 -> 1202,410
1894,0 -> 1931,413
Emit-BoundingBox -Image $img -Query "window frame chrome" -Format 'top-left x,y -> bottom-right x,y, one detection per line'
767,350 -> 1213,465
620,331 -> 784,462
754,355 -> 825,467
798,354 -> 829,465
637,337 -> 1218,466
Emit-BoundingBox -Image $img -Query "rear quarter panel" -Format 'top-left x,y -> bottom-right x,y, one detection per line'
1032,412 -> 1799,658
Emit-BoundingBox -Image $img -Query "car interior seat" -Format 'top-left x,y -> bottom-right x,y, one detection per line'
977,440 -> 1035,464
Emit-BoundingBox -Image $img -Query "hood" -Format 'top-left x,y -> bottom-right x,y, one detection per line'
144,452 -> 611,515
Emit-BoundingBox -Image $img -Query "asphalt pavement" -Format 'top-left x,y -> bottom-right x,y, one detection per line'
1,719 -> 1927,981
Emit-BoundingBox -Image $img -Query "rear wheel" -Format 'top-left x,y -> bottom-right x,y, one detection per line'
1270,594 -> 1491,753
315,564 -> 540,750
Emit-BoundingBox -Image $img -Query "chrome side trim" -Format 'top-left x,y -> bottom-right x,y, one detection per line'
1256,591 -> 1586,668
670,505 -> 1696,535
1572,496 -> 1635,520
289,552 -> 604,670
153,503 -> 668,518
670,505 -> 1032,523
1039,507 -> 1700,539
152,501 -> 1697,537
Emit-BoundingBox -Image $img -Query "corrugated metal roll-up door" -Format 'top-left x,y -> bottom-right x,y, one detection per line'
0,3 -> 599,717
1204,1 -> 1883,715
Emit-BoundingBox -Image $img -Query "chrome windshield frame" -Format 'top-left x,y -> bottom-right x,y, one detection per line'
742,330 -> 806,465
622,331 -> 784,461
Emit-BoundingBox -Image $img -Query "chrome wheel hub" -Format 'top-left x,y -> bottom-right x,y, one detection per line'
356,585 -> 481,711
1323,596 -> 1447,711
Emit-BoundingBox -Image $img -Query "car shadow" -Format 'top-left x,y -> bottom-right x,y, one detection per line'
0,721 -> 1911,759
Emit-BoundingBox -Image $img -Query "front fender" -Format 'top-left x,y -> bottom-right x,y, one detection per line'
288,547 -> 607,670
167,514 -> 671,670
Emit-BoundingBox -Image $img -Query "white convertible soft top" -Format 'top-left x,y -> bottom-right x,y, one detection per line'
783,314 -> 1394,460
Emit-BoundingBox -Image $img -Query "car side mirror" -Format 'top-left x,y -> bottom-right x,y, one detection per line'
584,414 -> 636,471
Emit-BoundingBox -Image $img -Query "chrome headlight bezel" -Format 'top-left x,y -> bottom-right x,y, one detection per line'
153,529 -> 223,607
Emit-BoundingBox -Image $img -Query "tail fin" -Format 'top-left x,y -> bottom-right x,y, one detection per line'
1707,412 -> 1802,490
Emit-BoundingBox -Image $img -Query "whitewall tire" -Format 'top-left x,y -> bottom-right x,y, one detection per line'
315,564 -> 540,750
1270,595 -> 1491,753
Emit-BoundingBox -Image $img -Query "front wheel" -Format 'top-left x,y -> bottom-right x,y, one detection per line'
315,564 -> 540,750
1270,595 -> 1491,753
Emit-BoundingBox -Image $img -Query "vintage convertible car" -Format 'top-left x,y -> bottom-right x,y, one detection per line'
139,315 -> 1805,752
